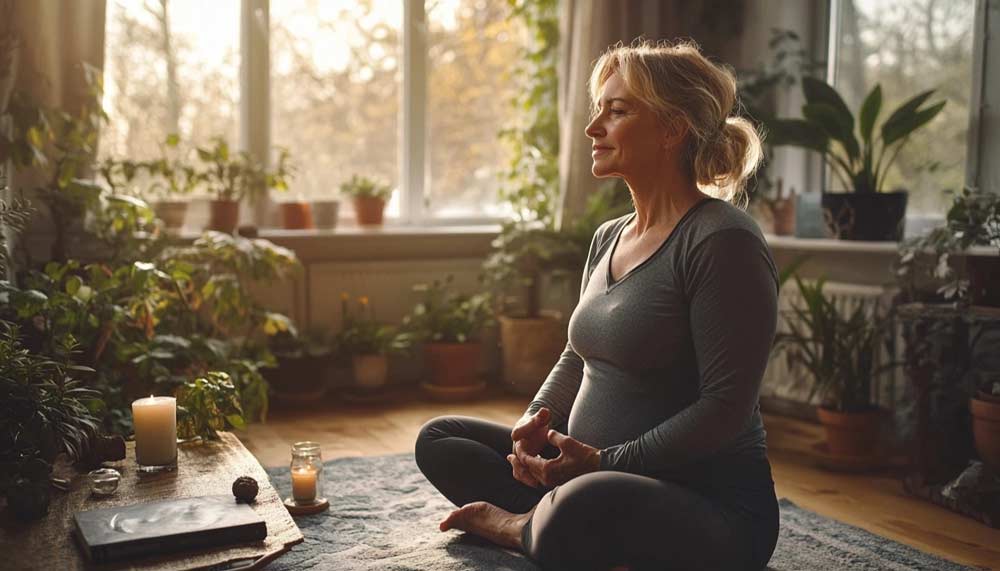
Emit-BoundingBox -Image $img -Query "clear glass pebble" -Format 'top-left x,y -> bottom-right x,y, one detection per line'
88,468 -> 121,496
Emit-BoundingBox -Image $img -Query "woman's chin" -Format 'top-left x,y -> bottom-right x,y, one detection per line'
591,165 -> 616,178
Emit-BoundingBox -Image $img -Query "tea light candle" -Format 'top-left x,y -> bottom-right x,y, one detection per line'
132,396 -> 177,470
291,467 -> 317,502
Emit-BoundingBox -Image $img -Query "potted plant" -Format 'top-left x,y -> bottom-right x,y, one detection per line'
194,137 -> 293,233
483,223 -> 582,394
142,134 -> 197,230
895,186 -> 1000,307
737,29 -> 824,235
340,174 -> 392,226
970,371 -> 1000,473
402,276 -> 494,400
337,293 -> 412,393
765,78 -> 946,241
775,276 -> 898,458
264,323 -> 336,404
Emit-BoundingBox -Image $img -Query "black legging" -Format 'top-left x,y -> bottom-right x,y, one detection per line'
415,415 -> 779,571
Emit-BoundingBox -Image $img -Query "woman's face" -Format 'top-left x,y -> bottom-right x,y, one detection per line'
585,72 -> 676,179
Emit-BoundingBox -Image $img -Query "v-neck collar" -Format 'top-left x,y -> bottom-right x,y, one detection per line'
605,197 -> 716,292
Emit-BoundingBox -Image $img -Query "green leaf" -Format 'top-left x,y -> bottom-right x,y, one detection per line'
801,77 -> 854,129
858,84 -> 882,145
882,100 -> 946,147
65,276 -> 82,296
225,414 -> 246,429
762,118 -> 829,153
881,89 -> 936,134
802,103 -> 859,161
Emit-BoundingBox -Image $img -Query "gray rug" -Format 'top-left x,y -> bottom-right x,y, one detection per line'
264,453 -> 973,570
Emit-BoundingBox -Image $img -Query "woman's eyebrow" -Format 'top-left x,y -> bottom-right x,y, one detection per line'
602,97 -> 629,106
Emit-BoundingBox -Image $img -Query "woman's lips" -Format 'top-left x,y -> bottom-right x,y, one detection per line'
592,146 -> 613,156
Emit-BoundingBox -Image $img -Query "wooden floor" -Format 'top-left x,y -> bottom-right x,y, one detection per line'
239,386 -> 1000,569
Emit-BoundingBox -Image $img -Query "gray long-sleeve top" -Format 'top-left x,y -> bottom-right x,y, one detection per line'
526,197 -> 779,480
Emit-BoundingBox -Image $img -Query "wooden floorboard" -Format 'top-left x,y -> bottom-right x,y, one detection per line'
239,386 -> 1000,569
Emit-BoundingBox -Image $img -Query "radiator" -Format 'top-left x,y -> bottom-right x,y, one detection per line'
761,280 -> 902,410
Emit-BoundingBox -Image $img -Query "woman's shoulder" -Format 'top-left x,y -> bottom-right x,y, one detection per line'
682,198 -> 768,252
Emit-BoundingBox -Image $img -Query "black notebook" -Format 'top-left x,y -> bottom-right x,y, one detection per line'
73,494 -> 267,564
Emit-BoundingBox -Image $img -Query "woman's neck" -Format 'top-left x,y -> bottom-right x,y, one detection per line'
623,165 -> 706,236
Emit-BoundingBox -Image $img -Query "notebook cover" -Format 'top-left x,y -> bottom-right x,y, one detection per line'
73,494 -> 267,564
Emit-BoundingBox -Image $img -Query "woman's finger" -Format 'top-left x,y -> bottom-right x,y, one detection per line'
508,453 -> 541,487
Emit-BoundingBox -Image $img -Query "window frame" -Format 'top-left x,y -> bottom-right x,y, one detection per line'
824,0 -> 987,210
242,0 -> 510,228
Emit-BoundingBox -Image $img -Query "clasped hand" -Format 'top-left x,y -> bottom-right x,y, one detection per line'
507,407 -> 600,488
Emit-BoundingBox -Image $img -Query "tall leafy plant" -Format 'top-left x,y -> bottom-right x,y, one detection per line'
499,0 -> 559,227
765,77 -> 946,194
774,276 -> 897,412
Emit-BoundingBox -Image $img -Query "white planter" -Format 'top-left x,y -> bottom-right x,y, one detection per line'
312,200 -> 340,230
352,353 -> 388,389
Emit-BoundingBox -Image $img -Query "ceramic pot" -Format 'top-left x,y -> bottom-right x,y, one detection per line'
265,352 -> 332,404
153,200 -> 188,229
353,353 -> 389,389
771,197 -> 796,236
821,191 -> 908,241
499,313 -> 565,395
281,201 -> 314,230
353,196 -> 385,226
971,394 -> 1000,472
965,255 -> 1000,307
816,407 -> 883,457
312,200 -> 340,230
423,342 -> 481,387
208,199 -> 240,233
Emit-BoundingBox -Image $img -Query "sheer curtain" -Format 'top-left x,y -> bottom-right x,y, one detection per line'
7,0 -> 106,263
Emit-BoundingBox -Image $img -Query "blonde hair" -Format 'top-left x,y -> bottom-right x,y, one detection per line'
589,39 -> 763,207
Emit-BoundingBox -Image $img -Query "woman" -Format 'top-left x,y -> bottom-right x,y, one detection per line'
415,40 -> 780,571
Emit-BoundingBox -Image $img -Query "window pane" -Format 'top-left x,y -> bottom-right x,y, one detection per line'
426,0 -> 523,219
271,0 -> 402,218
101,0 -> 239,162
834,0 -> 975,214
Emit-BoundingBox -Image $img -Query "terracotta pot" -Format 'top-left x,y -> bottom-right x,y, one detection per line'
281,201 -> 314,230
208,199 -> 240,233
153,200 -> 188,229
499,313 -> 566,395
771,197 -> 796,236
312,200 -> 340,230
970,395 -> 1000,472
353,353 -> 389,389
353,196 -> 386,226
423,342 -> 481,387
816,407 -> 883,457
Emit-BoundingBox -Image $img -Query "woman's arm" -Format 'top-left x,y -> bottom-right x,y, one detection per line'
599,228 -> 779,475
522,221 -> 613,431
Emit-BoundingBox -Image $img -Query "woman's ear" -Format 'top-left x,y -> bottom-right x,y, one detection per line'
662,118 -> 688,150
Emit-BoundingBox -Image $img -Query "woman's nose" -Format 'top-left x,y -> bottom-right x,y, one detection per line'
585,116 -> 604,139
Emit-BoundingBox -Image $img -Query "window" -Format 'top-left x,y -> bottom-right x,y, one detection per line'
831,0 -> 975,214
270,0 -> 402,217
103,0 -> 525,225
101,0 -> 239,163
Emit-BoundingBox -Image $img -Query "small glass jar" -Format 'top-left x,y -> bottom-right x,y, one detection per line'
88,468 -> 121,496
289,441 -> 323,505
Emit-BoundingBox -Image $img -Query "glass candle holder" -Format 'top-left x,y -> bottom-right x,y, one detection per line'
290,441 -> 323,505
88,468 -> 121,496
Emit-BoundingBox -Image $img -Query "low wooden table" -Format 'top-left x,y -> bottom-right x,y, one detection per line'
1,432 -> 303,571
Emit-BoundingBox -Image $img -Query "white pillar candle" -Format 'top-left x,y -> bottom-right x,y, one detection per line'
132,396 -> 177,467
291,467 -> 317,502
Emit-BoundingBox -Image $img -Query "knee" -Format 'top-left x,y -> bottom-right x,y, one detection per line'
414,415 -> 458,469
528,473 -> 622,569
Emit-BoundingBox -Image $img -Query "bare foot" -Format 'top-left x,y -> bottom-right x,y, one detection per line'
439,501 -> 533,551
